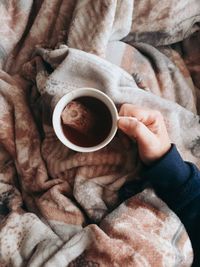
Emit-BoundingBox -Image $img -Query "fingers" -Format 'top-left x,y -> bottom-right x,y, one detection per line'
117,104 -> 171,165
119,104 -> 163,126
118,117 -> 155,147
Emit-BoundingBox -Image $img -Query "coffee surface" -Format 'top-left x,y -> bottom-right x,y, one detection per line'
62,96 -> 113,147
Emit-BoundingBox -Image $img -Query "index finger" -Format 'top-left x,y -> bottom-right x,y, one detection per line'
119,104 -> 163,126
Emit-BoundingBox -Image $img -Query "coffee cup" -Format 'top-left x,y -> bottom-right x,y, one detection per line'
52,88 -> 118,152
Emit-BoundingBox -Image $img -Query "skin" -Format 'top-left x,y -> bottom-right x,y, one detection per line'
117,104 -> 171,165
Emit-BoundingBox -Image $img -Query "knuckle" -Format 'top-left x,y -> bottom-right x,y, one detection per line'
119,103 -> 133,115
123,103 -> 132,110
119,103 -> 127,114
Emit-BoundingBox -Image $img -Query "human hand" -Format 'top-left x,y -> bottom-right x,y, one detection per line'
117,104 -> 171,165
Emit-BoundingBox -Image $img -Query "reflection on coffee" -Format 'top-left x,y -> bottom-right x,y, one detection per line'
61,96 -> 113,147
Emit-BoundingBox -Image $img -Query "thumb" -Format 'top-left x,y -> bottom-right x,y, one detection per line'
118,117 -> 138,134
118,117 -> 155,145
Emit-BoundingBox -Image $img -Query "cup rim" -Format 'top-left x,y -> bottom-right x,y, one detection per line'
52,87 -> 118,152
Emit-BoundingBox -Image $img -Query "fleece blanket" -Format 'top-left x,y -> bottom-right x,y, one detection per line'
0,0 -> 200,266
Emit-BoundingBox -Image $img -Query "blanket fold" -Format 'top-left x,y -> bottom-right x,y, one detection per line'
1,0 -> 200,266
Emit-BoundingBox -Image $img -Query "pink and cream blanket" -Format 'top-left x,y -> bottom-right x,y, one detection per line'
0,0 -> 200,266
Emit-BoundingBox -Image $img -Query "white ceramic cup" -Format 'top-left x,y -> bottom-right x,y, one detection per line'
52,88 -> 118,152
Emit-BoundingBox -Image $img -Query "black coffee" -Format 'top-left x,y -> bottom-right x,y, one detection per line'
61,96 -> 113,147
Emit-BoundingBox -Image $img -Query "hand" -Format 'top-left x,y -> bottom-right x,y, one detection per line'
117,104 -> 171,165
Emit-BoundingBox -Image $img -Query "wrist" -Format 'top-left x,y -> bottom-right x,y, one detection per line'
141,144 -> 191,190
141,142 -> 172,166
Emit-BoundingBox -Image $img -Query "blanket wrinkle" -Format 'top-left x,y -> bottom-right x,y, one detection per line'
124,0 -> 200,46
179,31 -> 200,114
1,0 -> 200,266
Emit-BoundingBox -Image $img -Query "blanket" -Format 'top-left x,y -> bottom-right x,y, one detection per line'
0,0 -> 200,266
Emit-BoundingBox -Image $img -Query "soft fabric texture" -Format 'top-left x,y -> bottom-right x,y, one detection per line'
125,0 -> 200,46
0,0 -> 200,266
140,144 -> 200,267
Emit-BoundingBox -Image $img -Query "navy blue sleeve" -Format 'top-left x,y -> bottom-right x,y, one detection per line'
141,144 -> 200,267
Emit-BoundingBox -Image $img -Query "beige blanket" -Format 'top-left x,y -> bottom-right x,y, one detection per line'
1,0 -> 200,266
